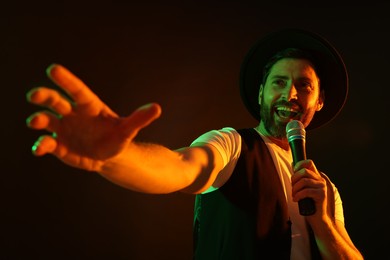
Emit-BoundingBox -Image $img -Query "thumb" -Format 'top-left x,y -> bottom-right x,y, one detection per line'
122,103 -> 162,137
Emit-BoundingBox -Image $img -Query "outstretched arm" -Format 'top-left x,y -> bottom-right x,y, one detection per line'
26,64 -> 223,194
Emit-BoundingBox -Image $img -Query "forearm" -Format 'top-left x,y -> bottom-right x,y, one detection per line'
313,218 -> 364,260
97,142 -> 199,194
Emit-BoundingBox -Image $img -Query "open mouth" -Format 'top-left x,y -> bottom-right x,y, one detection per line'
275,106 -> 299,120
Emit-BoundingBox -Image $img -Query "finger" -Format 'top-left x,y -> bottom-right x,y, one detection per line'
32,135 -> 57,156
26,111 -> 60,132
47,64 -> 100,105
26,87 -> 73,115
291,168 -> 319,187
122,103 -> 162,137
293,177 -> 316,192
292,188 -> 320,203
292,177 -> 325,197
293,159 -> 317,172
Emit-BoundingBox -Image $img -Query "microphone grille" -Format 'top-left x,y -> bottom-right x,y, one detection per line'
286,120 -> 306,142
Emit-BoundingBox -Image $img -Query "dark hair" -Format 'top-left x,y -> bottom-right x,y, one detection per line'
261,48 -> 319,85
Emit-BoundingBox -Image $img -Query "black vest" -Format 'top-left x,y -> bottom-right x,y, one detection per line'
193,128 -> 334,259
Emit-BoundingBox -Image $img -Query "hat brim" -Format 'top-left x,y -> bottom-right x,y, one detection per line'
239,28 -> 348,130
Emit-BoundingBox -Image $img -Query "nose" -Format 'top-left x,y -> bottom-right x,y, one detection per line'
281,83 -> 298,101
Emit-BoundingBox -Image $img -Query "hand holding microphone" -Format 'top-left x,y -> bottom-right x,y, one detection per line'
286,120 -> 316,216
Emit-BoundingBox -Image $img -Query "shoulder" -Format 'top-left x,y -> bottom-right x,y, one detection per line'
190,127 -> 240,146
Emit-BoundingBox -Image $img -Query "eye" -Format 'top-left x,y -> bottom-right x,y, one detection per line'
272,79 -> 286,87
296,80 -> 313,91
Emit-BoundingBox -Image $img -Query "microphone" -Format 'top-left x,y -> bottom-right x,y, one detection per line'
286,120 -> 316,216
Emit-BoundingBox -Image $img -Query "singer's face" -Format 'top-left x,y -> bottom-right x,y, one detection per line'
258,58 -> 324,138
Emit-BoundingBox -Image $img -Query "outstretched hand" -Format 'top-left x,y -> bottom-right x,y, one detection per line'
26,64 -> 161,171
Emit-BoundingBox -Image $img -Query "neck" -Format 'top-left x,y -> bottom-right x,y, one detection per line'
255,123 -> 290,151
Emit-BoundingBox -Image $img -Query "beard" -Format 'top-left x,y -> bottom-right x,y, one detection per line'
259,104 -> 287,139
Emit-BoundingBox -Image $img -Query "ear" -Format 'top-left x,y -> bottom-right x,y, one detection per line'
316,89 -> 325,111
258,84 -> 264,105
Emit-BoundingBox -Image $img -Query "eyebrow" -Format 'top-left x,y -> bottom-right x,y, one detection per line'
269,75 -> 289,80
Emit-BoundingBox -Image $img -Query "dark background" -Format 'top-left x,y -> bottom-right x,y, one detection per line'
3,1 -> 389,259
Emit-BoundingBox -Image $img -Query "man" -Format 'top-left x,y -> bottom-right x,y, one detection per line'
26,28 -> 363,259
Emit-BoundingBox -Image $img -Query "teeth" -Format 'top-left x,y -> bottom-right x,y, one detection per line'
276,106 -> 297,112
276,106 -> 298,118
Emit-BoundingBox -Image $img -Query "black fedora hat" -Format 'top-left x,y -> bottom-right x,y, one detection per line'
239,28 -> 348,130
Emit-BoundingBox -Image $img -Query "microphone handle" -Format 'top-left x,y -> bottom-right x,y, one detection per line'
290,139 -> 316,216
298,198 -> 316,216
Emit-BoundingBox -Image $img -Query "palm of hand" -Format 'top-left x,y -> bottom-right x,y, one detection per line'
27,64 -> 161,171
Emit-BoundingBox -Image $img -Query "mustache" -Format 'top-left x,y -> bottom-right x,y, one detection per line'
273,100 -> 302,110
